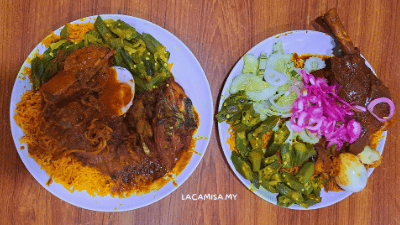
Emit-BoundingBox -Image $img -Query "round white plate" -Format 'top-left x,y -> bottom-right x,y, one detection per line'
10,14 -> 213,212
217,30 -> 386,210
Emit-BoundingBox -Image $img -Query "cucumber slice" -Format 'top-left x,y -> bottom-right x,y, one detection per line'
229,73 -> 275,94
242,54 -> 258,74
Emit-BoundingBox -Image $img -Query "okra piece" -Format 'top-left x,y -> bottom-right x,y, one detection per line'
248,150 -> 262,172
252,115 -> 280,136
295,162 -> 315,184
231,151 -> 254,181
142,33 -> 165,55
60,23 -> 69,39
276,183 -> 304,204
259,161 -> 282,180
277,195 -> 294,207
268,172 -> 283,186
94,17 -> 111,39
281,172 -> 305,193
235,130 -> 249,156
299,193 -> 322,208
248,132 -> 263,152
83,31 -> 104,45
141,51 -> 156,77
262,154 -> 280,166
302,181 -> 314,196
292,142 -> 316,167
109,19 -> 139,41
146,69 -> 171,89
31,57 -> 44,89
273,124 -> 290,144
280,143 -> 294,168
311,177 -> 322,196
260,179 -> 278,193
94,16 -> 113,42
265,142 -> 281,157
215,92 -> 249,124
241,104 -> 260,128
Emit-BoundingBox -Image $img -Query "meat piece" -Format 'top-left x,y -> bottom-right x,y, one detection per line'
315,8 -> 392,154
125,77 -> 198,171
323,54 -> 391,154
40,46 -> 115,103
153,78 -> 197,170
316,8 -> 357,55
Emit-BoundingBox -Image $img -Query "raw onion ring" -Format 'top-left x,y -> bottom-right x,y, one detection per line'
263,68 -> 288,86
367,97 -> 395,122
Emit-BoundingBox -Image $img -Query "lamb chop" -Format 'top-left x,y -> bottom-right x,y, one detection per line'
313,8 -> 392,154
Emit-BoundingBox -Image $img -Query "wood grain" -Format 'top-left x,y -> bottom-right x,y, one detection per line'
1,0 -> 400,224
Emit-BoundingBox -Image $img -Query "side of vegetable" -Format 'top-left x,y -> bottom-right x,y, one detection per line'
31,16 -> 171,92
217,41 -> 327,208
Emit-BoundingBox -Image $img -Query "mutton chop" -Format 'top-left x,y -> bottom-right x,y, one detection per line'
313,8 -> 392,154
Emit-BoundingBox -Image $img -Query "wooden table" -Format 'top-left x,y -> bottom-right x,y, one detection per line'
1,0 -> 399,224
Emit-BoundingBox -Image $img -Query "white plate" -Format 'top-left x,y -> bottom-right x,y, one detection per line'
10,14 -> 213,212
217,30 -> 386,210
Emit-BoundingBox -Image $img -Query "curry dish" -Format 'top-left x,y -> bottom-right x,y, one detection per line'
14,17 -> 199,197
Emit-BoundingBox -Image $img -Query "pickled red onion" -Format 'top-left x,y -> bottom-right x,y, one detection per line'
290,69 -> 362,150
367,97 -> 395,122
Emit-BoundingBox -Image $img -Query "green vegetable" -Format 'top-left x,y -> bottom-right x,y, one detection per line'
259,161 -> 282,180
215,39 -> 328,209
241,103 -> 261,128
260,179 -> 278,193
30,16 -> 172,92
94,16 -> 113,43
242,54 -> 258,74
280,143 -> 294,168
231,151 -> 254,181
235,130 -> 250,156
108,19 -> 140,41
262,154 -> 280,166
277,195 -> 294,207
304,56 -> 326,73
295,162 -> 315,184
257,53 -> 268,76
60,24 -> 69,39
265,52 -> 295,75
292,143 -> 316,167
229,73 -> 276,97
276,183 -> 304,204
281,172 -> 305,193
216,91 -> 249,125
248,150 -> 263,172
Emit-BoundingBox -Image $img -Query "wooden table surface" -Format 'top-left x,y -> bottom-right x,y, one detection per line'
1,0 -> 399,224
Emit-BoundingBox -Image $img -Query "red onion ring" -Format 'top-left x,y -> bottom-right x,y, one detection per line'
367,97 -> 395,122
